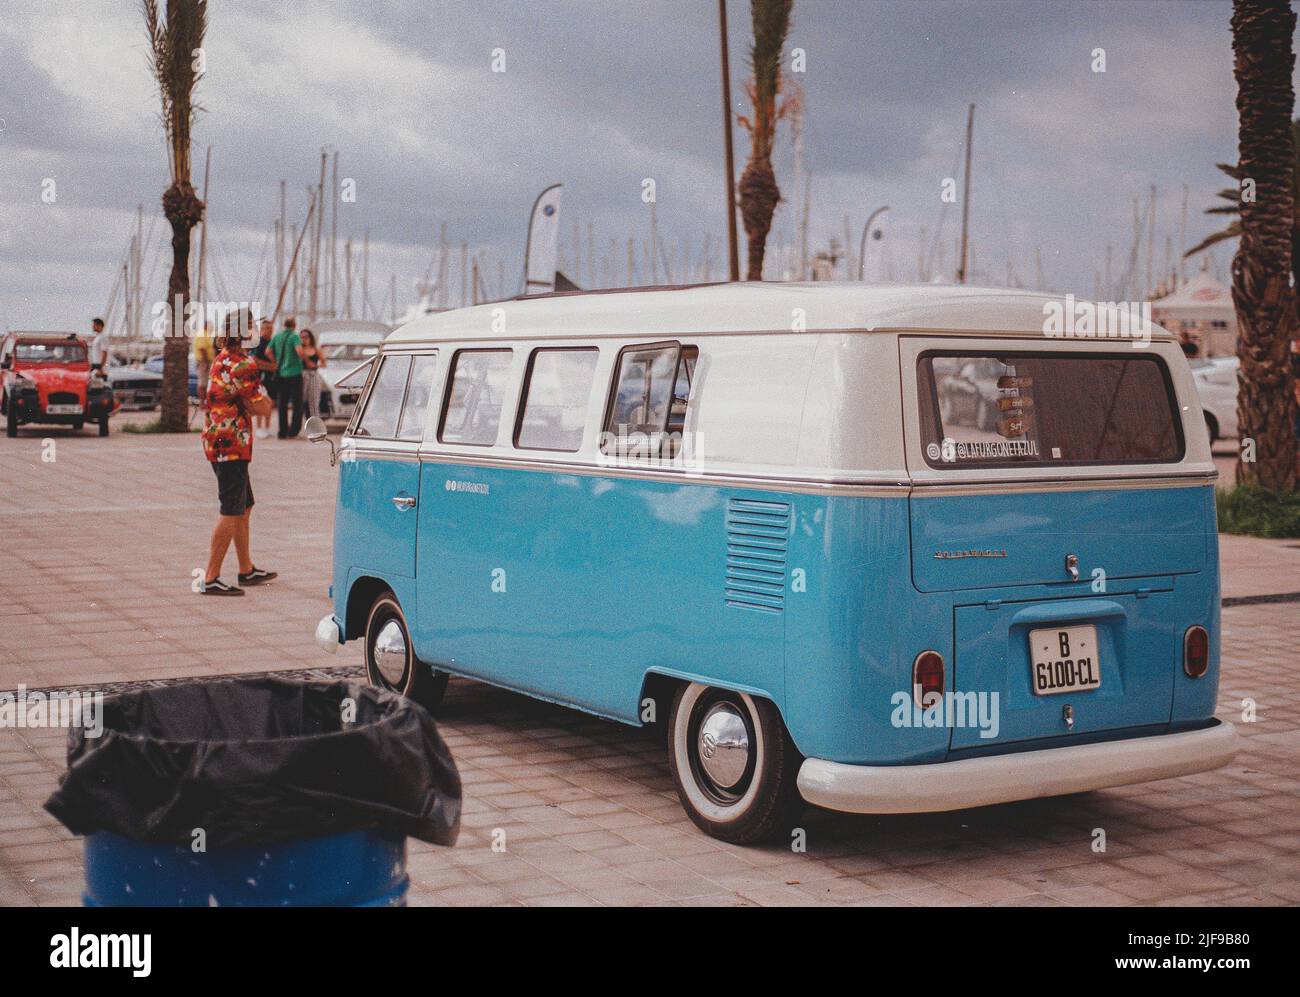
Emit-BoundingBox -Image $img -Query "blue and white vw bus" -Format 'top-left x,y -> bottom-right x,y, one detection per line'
310,283 -> 1238,843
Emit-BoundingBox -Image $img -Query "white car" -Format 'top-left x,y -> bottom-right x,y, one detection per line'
1190,356 -> 1238,442
312,320 -> 389,422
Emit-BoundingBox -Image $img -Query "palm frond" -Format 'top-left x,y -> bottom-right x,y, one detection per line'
142,0 -> 208,184
1184,222 -> 1242,258
741,0 -> 793,160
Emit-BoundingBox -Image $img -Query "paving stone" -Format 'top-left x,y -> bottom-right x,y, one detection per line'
1,429 -> 1295,906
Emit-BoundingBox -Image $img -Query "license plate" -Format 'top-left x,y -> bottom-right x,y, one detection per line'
46,404 -> 83,415
1029,625 -> 1101,695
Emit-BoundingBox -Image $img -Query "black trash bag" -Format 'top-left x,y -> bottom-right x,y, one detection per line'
45,677 -> 460,849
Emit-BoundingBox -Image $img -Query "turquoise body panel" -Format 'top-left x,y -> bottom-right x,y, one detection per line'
332,455 -> 1222,767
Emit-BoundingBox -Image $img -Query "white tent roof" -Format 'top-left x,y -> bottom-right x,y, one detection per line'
1151,270 -> 1235,322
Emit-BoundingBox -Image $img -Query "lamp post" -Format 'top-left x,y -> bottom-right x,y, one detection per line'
718,0 -> 739,282
857,206 -> 889,281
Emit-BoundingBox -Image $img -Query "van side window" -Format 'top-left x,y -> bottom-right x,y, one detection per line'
603,343 -> 697,458
439,350 -> 512,446
354,354 -> 412,439
515,348 -> 599,452
396,354 -> 438,442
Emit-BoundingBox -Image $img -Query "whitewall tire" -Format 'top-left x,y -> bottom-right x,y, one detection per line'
363,592 -> 448,713
667,682 -> 803,844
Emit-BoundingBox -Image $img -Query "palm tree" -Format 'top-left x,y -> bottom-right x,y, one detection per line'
736,0 -> 794,281
1228,0 -> 1297,492
143,0 -> 207,432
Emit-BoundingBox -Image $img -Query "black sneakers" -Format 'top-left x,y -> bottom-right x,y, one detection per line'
201,578 -> 244,596
238,567 -> 278,586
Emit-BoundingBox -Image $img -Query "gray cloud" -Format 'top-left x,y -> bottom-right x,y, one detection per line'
0,0 -> 1277,332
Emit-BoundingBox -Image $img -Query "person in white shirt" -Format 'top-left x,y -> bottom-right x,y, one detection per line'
88,317 -> 108,375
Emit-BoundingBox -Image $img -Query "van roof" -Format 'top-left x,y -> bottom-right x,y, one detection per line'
386,282 -> 1172,344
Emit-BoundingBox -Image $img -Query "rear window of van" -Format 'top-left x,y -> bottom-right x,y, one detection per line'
917,351 -> 1184,469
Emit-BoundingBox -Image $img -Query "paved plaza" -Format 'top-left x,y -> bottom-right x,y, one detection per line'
1,418 -> 1297,906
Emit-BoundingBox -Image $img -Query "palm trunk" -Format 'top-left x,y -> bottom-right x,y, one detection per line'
160,180 -> 203,432
1231,0 -> 1298,491
740,159 -> 779,281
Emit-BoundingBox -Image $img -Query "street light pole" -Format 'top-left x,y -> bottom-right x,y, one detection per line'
858,206 -> 889,281
718,0 -> 739,282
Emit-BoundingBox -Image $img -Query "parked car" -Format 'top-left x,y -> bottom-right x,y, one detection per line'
314,320 -> 389,422
144,354 -> 200,399
1,331 -> 115,436
309,283 -> 1238,844
1190,355 -> 1238,442
107,361 -> 164,411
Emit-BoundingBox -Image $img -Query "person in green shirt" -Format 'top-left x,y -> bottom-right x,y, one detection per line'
269,316 -> 305,438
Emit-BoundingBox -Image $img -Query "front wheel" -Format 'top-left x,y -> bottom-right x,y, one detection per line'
667,683 -> 803,844
363,592 -> 447,713
97,413 -> 109,437
5,397 -> 17,438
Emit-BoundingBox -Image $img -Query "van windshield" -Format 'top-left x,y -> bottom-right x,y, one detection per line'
917,351 -> 1184,469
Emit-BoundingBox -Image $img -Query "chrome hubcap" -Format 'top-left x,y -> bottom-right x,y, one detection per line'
697,703 -> 751,791
372,619 -> 407,686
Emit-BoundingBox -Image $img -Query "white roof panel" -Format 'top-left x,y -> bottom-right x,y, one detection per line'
386,281 -> 1174,344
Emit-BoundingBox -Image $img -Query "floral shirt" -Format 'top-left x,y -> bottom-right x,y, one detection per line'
202,348 -> 266,463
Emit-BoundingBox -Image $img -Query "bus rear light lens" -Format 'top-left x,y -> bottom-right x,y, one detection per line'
913,650 -> 945,707
1183,626 -> 1209,678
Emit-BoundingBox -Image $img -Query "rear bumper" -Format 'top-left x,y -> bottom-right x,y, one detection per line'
797,720 -> 1240,814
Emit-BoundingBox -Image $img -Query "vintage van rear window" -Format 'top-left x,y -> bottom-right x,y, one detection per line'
917,351 -> 1184,468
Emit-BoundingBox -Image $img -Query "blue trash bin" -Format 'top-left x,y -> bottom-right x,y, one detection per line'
45,678 -> 460,907
84,830 -> 409,907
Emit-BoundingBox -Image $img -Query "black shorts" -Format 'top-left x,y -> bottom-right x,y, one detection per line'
212,459 -> 255,516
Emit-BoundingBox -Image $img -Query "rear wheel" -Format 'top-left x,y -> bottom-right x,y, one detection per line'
666,682 -> 803,844
363,592 -> 448,713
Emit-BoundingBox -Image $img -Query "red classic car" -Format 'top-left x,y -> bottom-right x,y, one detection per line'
1,332 -> 116,437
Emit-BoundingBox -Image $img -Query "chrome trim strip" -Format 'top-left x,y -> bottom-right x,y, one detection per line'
399,448 -> 1217,498
339,442 -> 421,462
418,451 -> 908,496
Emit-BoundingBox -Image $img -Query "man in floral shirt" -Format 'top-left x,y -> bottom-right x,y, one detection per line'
201,309 -> 277,595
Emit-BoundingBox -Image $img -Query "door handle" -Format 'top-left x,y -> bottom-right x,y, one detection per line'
391,494 -> 417,511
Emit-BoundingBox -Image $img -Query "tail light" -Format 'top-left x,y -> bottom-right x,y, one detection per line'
912,650 -> 945,707
1183,626 -> 1209,678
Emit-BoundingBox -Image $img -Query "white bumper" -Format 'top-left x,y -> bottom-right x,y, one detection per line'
797,721 -> 1240,815
314,614 -> 341,654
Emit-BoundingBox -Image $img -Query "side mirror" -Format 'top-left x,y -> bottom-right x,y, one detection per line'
304,416 -> 338,466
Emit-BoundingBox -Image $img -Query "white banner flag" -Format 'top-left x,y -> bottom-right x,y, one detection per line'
523,183 -> 563,294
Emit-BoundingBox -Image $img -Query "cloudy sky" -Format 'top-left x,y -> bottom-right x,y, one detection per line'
0,0 -> 1281,333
